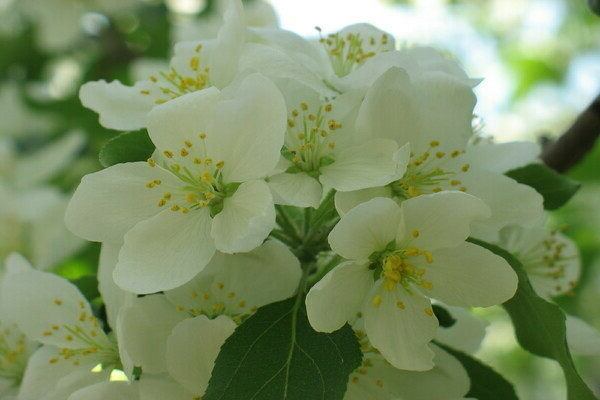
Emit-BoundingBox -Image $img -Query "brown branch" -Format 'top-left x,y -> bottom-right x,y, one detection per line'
541,94 -> 600,173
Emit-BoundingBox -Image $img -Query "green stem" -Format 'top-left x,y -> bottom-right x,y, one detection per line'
275,205 -> 302,243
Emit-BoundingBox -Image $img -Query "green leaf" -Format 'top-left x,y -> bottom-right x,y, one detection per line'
432,305 -> 456,328
469,238 -> 598,400
99,130 -> 155,168
589,0 -> 600,16
505,163 -> 580,210
70,275 -> 100,302
203,295 -> 362,400
437,343 -> 519,400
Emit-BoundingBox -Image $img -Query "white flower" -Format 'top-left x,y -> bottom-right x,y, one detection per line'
116,240 -> 301,397
0,83 -> 57,138
80,0 -> 247,131
267,81 -> 402,208
66,73 -> 286,294
306,194 -> 518,370
495,224 -> 580,299
335,66 -> 545,238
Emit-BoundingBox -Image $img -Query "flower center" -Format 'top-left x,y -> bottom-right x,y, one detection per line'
317,28 -> 390,77
388,141 -> 470,199
140,44 -> 211,105
283,101 -> 342,175
0,322 -> 30,384
146,133 -> 235,217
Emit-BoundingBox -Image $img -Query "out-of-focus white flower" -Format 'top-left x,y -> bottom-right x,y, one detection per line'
268,80 -> 402,208
306,194 -> 518,370
17,0 -> 138,51
0,83 -> 57,139
67,73 -> 286,294
496,224 -> 580,299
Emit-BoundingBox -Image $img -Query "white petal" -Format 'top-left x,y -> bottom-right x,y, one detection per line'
208,0 -> 245,88
138,374 -> 195,400
210,73 -> 287,182
0,268 -> 111,349
68,382 -> 139,400
166,315 -> 236,394
146,87 -> 222,161
459,170 -> 545,238
268,172 -> 322,208
334,186 -> 394,216
329,197 -> 403,260
14,130 -> 85,189
566,315 -> 600,357
426,242 -> 518,307
79,80 -> 160,130
320,139 -> 400,192
211,180 -> 275,254
98,243 -> 134,331
387,344 -> 470,400
401,192 -> 490,251
115,208 -> 215,294
65,162 -> 179,243
435,305 -> 488,354
116,295 -> 186,374
364,282 -> 438,370
306,261 -> 373,332
460,141 -> 541,174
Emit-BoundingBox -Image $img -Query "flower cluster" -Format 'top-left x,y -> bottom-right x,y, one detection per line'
0,0 -> 594,399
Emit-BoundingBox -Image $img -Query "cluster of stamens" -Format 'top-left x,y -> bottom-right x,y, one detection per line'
389,141 -> 470,199
174,281 -> 257,325
285,102 -> 342,173
45,299 -> 117,367
348,329 -> 384,387
139,44 -> 210,105
0,322 -> 29,381
317,27 -> 390,77
146,133 -> 227,215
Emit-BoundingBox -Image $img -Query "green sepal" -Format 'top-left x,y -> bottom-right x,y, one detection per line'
99,130 -> 155,168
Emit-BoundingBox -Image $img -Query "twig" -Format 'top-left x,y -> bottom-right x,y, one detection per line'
541,94 -> 600,173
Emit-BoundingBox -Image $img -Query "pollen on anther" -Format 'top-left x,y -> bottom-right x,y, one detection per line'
157,199 -> 166,207
181,207 -> 190,214
238,301 -> 247,308
176,305 -> 185,312
180,149 -> 189,157
163,150 -> 174,158
216,160 -> 225,168
429,141 -> 440,147
171,205 -> 180,211
411,230 -> 420,238
435,152 -> 446,158
147,158 -> 156,167
424,308 -> 434,316
396,301 -> 405,309
459,186 -> 467,192
199,133 -> 207,139
461,164 -> 470,172
54,299 -> 63,306
373,295 -> 382,307
450,180 -> 461,186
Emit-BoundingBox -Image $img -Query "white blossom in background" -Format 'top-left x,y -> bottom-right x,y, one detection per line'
306,194 -> 518,370
0,83 -> 57,139
67,73 -> 287,294
16,0 -> 138,51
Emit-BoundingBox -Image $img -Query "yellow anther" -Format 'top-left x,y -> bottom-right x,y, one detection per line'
163,150 -> 173,158
201,171 -> 214,183
181,207 -> 190,214
451,150 -> 461,158
180,148 -> 189,157
424,308 -> 434,316
327,142 -> 336,149
424,251 -> 434,264
204,192 -> 215,200
292,109 -> 299,117
216,160 -> 225,168
432,187 -> 442,193
193,157 -> 202,164
411,230 -> 420,238
150,76 -> 158,83
195,44 -> 203,52
203,293 -> 211,300
164,193 -> 172,200
297,133 -> 306,140
145,182 -> 156,188
78,312 -> 86,322
147,158 -> 156,167
287,120 -> 296,127
204,158 -> 213,165
199,133 -> 207,139
43,331 -> 52,336
384,279 -> 396,291
227,292 -> 236,298
292,157 -> 301,163
300,103 -> 309,110
420,281 -> 433,290
325,103 -> 333,112
461,164 -> 470,172
184,140 -> 193,148
171,164 -> 181,172
436,152 -> 446,158
450,180 -> 461,186
54,299 -> 63,306
239,301 -> 247,308
154,99 -> 167,104
51,325 -> 60,330
140,90 -> 150,95
351,376 -> 359,383
171,205 -> 180,211
396,301 -> 405,309
199,200 -> 209,207
49,357 -> 59,364
176,305 -> 185,311
65,335 -> 73,341
429,141 -> 440,147
157,199 -> 167,207
376,380 -> 384,387
308,114 -> 316,121
373,295 -> 382,307
408,186 -> 420,197
459,186 -> 467,192
189,56 -> 200,71
186,193 -> 199,204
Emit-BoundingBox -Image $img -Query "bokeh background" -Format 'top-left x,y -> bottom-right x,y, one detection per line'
1,0 -> 598,398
